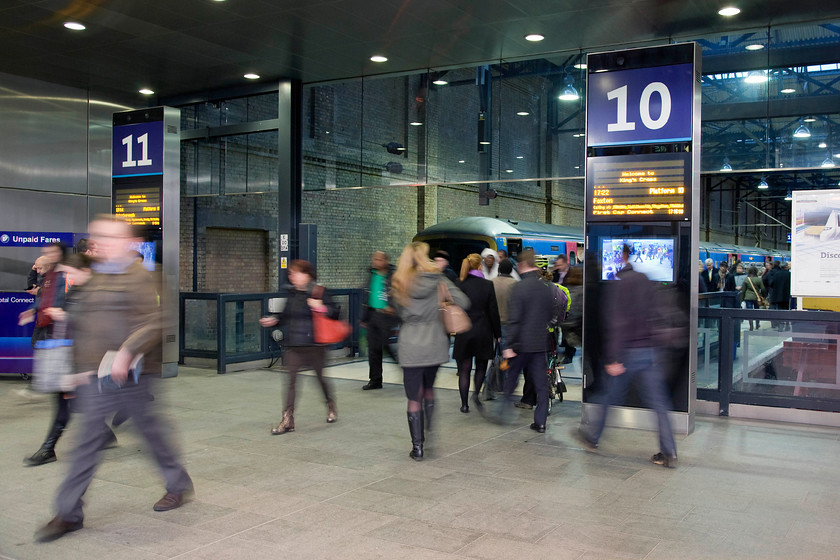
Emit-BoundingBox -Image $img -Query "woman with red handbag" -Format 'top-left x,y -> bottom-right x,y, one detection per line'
259,260 -> 340,434
392,242 -> 469,460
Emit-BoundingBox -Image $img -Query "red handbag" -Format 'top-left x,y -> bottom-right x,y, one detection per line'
311,286 -> 352,344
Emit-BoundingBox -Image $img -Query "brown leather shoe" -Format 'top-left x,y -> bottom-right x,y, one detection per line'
272,409 -> 295,435
34,516 -> 83,543
153,492 -> 184,512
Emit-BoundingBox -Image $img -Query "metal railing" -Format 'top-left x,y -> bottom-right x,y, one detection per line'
697,295 -> 840,415
179,289 -> 364,374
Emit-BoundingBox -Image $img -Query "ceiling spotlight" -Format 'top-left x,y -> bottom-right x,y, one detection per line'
784,191 -> 793,201
409,121 -> 423,126
505,169 -> 514,173
819,142 -> 828,149
803,116 -> 817,123
64,21 -> 86,30
479,141 -> 491,145
370,55 -> 388,63
138,88 -> 155,95
558,73 -> 580,101
744,70 -> 768,84
243,73 -> 260,80
718,6 -> 741,16
780,88 -> 796,94
573,133 -> 585,138
524,34 -> 545,42
516,156 -> 524,159
793,123 -> 811,138
432,79 -> 448,86
822,156 -> 835,168
458,160 -> 465,164
745,44 -> 764,51
757,176 -> 769,189
721,157 -> 733,171
516,111 -> 529,116
574,63 -> 587,69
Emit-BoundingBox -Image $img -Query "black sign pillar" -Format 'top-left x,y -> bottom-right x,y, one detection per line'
581,43 -> 700,435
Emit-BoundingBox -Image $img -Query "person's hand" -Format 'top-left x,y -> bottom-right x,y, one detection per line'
44,307 -> 66,321
110,348 -> 132,384
503,348 -> 516,359
307,298 -> 327,312
18,309 -> 35,325
605,362 -> 625,376
259,316 -> 279,327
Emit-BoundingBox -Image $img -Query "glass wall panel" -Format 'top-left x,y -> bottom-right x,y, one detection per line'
224,300 -> 262,355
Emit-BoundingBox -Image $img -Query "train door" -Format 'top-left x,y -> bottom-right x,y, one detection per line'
507,238 -> 523,259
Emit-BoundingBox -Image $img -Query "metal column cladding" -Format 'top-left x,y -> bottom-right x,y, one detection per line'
581,43 -> 701,435
112,107 -> 181,378
277,79 -> 303,285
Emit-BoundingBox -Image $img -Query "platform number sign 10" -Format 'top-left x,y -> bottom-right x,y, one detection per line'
121,133 -> 153,168
587,63 -> 692,147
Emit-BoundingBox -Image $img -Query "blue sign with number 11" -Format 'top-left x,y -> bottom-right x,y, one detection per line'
112,121 -> 164,177
587,63 -> 693,147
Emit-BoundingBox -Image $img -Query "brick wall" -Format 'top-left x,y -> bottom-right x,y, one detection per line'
204,227 -> 268,293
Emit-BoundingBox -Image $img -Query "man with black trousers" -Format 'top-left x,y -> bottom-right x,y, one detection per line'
361,251 -> 398,390
502,249 -> 565,433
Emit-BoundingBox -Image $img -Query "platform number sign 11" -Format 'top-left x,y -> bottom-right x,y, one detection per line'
112,121 -> 164,177
587,63 -> 693,147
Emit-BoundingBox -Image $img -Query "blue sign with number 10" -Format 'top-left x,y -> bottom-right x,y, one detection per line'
587,63 -> 693,147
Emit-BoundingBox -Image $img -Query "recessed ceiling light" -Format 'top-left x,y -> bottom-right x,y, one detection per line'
505,169 -> 514,173
516,156 -> 524,159
432,79 -> 448,86
243,73 -> 260,80
458,160 -> 465,164
818,142 -> 827,149
370,55 -> 388,63
516,111 -> 529,116
574,166 -> 580,169
64,22 -> 85,31
524,34 -> 545,42
718,6 -> 741,16
780,88 -> 796,94
803,116 -> 817,122
573,133 -> 585,137
745,44 -> 764,51
744,70 -> 768,84
479,141 -> 491,145
574,63 -> 587,69
410,121 -> 423,126
138,88 -> 155,95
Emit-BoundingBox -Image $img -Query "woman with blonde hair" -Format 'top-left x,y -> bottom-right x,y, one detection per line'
392,242 -> 469,460
453,253 -> 500,413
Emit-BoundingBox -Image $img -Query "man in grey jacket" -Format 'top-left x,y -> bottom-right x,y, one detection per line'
502,249 -> 565,433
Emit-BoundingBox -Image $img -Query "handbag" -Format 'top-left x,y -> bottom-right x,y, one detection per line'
438,281 -> 471,335
32,320 -> 74,393
746,277 -> 766,308
311,286 -> 352,344
483,342 -> 505,397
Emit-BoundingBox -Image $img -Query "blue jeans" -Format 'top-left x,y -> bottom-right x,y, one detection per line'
589,347 -> 676,457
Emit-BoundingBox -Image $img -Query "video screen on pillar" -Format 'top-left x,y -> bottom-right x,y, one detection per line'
587,153 -> 690,222
113,181 -> 161,228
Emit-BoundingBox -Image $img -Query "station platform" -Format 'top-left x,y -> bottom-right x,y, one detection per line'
2,359 -> 839,559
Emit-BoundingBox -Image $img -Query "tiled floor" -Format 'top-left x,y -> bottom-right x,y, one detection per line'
2,359 -> 839,560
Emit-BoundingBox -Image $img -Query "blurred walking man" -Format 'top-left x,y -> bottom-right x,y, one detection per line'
577,244 -> 677,468
36,215 -> 192,542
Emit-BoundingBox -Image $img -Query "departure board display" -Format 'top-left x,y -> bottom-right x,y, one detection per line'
586,153 -> 690,222
113,184 -> 161,227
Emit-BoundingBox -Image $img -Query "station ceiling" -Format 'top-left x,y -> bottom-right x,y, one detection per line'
2,0 -> 839,101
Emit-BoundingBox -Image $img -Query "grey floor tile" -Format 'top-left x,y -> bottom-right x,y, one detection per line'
371,518 -> 483,554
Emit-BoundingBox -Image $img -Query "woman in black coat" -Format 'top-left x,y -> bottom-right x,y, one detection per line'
259,259 -> 340,434
453,253 -> 501,413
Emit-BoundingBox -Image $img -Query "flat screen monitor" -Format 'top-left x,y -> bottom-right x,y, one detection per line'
601,238 -> 675,282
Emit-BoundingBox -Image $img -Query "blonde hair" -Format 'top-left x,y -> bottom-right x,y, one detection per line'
392,242 -> 439,304
459,253 -> 482,281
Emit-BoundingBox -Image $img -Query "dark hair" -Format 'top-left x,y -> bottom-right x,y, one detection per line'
75,238 -> 89,254
62,252 -> 94,270
433,250 -> 450,260
289,259 -> 316,280
747,266 -> 758,277
622,244 -> 632,257
555,254 -> 568,264
519,248 -> 536,268
565,265 -> 583,286
46,242 -> 67,259
499,260 -> 514,275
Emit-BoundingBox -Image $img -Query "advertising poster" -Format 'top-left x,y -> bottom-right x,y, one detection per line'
0,293 -> 35,375
791,189 -> 840,297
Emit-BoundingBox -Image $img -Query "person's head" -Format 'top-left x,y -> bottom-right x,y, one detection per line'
482,251 -> 497,269
565,265 -> 583,286
371,251 -> 388,271
460,253 -> 482,281
621,244 -> 632,264
735,263 -> 745,274
129,250 -> 144,264
40,242 -> 65,269
33,256 -> 48,275
433,250 -> 450,272
288,259 -> 316,289
765,261 -> 773,270
783,262 -> 790,270
698,260 -> 704,272
58,252 -> 94,286
393,242 -> 439,303
719,262 -> 729,274
498,259 -> 514,276
87,215 -> 140,263
75,237 -> 89,255
773,260 -> 781,269
497,249 -> 508,261
553,254 -> 569,272
517,248 -> 537,273
705,258 -> 714,270
748,266 -> 758,277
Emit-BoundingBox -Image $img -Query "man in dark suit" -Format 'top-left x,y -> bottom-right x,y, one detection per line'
703,258 -> 719,291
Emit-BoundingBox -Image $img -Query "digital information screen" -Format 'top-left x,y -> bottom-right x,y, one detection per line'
113,184 -> 161,227
586,152 -> 690,222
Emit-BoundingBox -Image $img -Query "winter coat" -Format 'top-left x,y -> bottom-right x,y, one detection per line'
453,275 -> 501,361
270,282 -> 339,346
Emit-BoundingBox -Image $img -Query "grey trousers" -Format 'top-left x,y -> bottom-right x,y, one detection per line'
55,376 -> 191,523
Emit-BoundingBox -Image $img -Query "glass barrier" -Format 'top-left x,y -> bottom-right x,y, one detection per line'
183,297 -> 217,352
224,300 -> 263,355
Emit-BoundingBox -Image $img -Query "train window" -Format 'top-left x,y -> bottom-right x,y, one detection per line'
425,240 -> 489,267
508,238 -> 522,258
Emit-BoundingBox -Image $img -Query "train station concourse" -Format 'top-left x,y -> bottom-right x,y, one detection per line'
2,1 -> 840,558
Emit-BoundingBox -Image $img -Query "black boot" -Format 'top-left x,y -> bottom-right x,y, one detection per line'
423,400 -> 435,432
407,411 -> 424,461
24,424 -> 63,467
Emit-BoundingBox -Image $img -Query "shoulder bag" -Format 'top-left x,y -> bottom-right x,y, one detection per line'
438,281 -> 471,335
311,286 -> 352,344
746,277 -> 766,308
32,320 -> 73,393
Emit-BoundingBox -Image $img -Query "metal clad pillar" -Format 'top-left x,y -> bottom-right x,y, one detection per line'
278,79 -> 303,286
